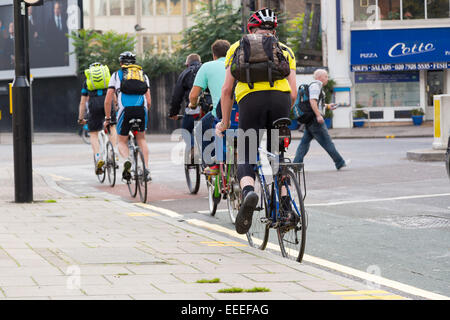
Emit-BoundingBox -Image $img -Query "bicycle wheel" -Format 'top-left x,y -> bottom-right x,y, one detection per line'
127,150 -> 138,198
94,154 -> 106,183
446,138 -> 450,179
226,163 -> 240,225
135,148 -> 148,203
207,176 -> 220,216
81,126 -> 90,144
106,141 -> 116,187
277,169 -> 307,263
246,172 -> 270,250
185,147 -> 200,194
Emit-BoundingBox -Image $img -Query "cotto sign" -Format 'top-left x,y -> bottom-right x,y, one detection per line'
351,28 -> 450,67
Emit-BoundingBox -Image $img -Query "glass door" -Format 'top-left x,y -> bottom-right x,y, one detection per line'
427,70 -> 444,107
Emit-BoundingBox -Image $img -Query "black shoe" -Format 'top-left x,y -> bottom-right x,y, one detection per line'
235,191 -> 258,234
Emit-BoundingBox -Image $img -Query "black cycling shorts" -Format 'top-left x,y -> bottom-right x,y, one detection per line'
117,106 -> 148,136
87,96 -> 117,132
237,90 -> 291,180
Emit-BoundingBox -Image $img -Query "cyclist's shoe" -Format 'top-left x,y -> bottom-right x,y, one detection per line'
144,168 -> 152,182
95,159 -> 105,175
235,191 -> 259,234
122,160 -> 132,181
203,165 -> 219,176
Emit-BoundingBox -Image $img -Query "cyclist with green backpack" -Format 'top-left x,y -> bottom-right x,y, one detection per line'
104,51 -> 152,182
78,62 -> 118,175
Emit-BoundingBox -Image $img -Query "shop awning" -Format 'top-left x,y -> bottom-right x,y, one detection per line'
351,27 -> 450,72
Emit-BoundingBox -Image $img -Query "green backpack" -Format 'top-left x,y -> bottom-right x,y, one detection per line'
85,63 -> 111,91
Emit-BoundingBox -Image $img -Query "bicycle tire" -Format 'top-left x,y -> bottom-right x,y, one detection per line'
81,127 -> 90,144
185,147 -> 200,194
446,137 -> 450,180
127,150 -> 138,198
207,177 -> 219,216
246,172 -> 270,250
94,154 -> 106,184
135,148 -> 148,203
226,163 -> 240,225
277,169 -> 307,263
106,141 -> 116,187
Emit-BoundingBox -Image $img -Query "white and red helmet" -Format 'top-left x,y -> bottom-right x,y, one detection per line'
247,8 -> 278,33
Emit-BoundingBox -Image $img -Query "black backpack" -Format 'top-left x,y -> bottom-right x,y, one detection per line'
119,64 -> 148,95
230,33 -> 292,89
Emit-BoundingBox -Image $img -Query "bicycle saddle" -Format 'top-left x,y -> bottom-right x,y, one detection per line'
129,118 -> 142,124
272,118 -> 291,128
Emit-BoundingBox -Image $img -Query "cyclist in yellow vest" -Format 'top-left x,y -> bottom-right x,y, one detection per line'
216,8 -> 297,234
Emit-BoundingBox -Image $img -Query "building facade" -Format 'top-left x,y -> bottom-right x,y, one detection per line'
322,0 -> 450,128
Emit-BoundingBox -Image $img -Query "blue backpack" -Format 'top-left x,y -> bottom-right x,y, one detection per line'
292,83 -> 324,124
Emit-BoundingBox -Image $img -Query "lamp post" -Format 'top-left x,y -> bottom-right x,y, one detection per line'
12,0 -> 42,203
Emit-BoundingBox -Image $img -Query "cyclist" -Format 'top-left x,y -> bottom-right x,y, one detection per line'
104,51 -> 152,182
216,8 -> 297,234
78,63 -> 118,175
188,39 -> 230,175
169,53 -> 202,153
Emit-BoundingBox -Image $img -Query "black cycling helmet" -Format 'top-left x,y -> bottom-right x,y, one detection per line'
119,51 -> 136,64
247,8 -> 278,33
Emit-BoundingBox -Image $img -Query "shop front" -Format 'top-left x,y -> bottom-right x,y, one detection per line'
350,27 -> 450,122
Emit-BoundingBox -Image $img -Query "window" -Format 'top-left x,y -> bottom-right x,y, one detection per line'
96,0 -> 107,16
110,0 -> 121,15
170,0 -> 182,15
156,0 -> 167,15
188,0 -> 201,14
142,0 -> 153,15
83,0 -> 89,17
155,35 -> 169,52
354,0 -> 377,21
378,0 -> 401,20
355,72 -> 420,108
427,0 -> 450,18
124,0 -> 135,15
402,0 -> 425,19
171,34 -> 182,51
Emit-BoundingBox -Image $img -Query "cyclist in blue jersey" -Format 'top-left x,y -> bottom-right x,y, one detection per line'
104,52 -> 152,182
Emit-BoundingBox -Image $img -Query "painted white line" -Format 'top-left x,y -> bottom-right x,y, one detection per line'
141,204 -> 450,300
135,203 -> 183,218
306,193 -> 450,207
197,209 -> 228,214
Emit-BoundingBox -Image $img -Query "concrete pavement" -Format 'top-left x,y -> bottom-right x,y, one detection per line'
1,164 -> 449,301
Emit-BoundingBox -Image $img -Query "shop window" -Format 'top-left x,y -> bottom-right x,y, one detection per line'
355,72 -> 420,108
378,0 -> 401,20
427,0 -> 450,18
170,0 -> 182,15
156,0 -> 167,15
96,0 -> 107,16
188,0 -> 201,14
110,0 -> 121,15
402,0 -> 425,19
143,0 -> 153,15
354,0 -> 377,21
124,0 -> 135,15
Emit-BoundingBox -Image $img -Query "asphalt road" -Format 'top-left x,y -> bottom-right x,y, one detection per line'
0,134 -> 448,297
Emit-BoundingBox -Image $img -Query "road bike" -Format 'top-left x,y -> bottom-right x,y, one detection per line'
79,123 -> 90,144
246,118 -> 308,263
125,119 -> 149,203
95,125 -> 117,187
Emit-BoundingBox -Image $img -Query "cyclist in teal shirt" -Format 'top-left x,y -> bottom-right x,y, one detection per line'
188,39 -> 230,175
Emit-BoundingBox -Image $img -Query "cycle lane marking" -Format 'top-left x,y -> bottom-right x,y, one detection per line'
306,193 -> 450,207
136,202 -> 450,301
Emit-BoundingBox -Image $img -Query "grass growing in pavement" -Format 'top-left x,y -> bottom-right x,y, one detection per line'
43,199 -> 57,203
217,287 -> 271,293
196,278 -> 220,283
